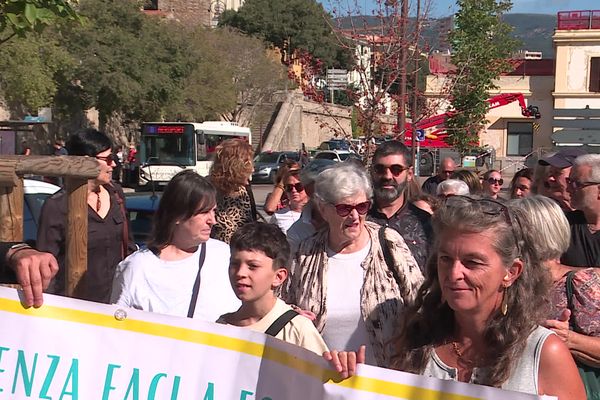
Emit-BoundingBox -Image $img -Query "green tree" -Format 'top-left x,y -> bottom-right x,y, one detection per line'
219,0 -> 349,68
0,33 -> 74,114
61,0 -> 195,128
445,0 -> 520,155
0,0 -> 79,44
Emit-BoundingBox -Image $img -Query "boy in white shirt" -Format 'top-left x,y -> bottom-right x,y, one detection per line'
217,222 -> 328,355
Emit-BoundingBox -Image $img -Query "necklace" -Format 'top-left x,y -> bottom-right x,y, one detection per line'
451,341 -> 475,367
93,187 -> 101,212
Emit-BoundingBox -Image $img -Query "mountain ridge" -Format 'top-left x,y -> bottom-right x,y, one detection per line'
334,13 -> 557,58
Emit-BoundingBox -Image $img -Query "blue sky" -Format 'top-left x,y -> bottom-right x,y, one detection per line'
322,0 -> 600,18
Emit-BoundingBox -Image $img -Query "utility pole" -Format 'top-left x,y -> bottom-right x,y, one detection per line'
397,0 -> 409,140
411,0 -> 421,173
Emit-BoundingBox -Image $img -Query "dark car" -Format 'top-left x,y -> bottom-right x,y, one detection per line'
125,192 -> 162,246
252,151 -> 300,183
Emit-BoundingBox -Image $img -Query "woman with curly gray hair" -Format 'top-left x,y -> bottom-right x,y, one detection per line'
387,196 -> 585,398
283,162 -> 423,368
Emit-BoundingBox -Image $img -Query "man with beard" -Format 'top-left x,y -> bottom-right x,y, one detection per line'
561,154 -> 600,266
538,148 -> 587,212
366,141 -> 433,272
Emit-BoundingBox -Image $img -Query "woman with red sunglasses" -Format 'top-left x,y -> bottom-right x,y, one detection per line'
282,162 -> 424,367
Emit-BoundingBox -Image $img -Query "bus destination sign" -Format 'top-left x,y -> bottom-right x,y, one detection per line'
144,125 -> 187,134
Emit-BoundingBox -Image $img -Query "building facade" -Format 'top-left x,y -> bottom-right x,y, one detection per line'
552,10 -> 600,147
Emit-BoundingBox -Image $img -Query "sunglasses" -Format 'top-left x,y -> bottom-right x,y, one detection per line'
372,164 -> 409,177
96,154 -> 115,164
487,177 -> 504,186
566,177 -> 600,191
285,182 -> 305,193
331,200 -> 372,217
444,195 -> 520,254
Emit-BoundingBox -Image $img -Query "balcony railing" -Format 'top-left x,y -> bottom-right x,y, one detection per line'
557,10 -> 600,30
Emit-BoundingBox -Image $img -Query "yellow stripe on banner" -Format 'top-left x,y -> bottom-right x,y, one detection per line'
0,297 -> 479,400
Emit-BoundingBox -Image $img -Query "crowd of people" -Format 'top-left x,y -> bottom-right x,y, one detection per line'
1,131 -> 599,399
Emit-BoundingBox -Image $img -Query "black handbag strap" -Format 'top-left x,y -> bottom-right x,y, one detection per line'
265,309 -> 298,337
245,184 -> 259,222
378,227 -> 404,295
565,270 -> 578,331
187,242 -> 207,318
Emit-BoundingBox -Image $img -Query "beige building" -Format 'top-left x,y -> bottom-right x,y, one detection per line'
552,10 -> 600,147
425,10 -> 600,162
425,58 -> 555,160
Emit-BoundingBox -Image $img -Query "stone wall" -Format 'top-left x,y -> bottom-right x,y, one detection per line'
261,91 -> 352,152
154,0 -> 212,28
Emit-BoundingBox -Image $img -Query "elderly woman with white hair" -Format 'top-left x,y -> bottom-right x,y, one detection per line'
436,179 -> 470,198
513,195 -> 600,399
282,162 -> 424,367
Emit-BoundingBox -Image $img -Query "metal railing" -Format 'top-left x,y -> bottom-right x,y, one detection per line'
557,10 -> 600,30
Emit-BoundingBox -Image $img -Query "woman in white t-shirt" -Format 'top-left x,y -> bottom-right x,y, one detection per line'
281,162 -> 424,367
269,165 -> 308,234
111,170 -> 240,321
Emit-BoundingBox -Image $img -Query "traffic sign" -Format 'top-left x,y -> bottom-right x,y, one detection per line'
416,129 -> 425,142
326,69 -> 348,90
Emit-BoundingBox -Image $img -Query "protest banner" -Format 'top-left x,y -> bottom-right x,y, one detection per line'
0,287 -> 555,400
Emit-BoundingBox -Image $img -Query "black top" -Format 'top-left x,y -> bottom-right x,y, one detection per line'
421,175 -> 444,195
561,210 -> 600,267
0,242 -> 17,283
367,201 -> 433,273
37,183 -> 136,303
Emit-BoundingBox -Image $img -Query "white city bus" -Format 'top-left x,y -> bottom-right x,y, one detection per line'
138,121 -> 251,188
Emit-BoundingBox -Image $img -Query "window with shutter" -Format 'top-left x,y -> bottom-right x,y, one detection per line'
590,57 -> 600,92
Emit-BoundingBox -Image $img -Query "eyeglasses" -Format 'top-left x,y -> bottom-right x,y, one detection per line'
285,182 -> 305,193
372,164 -> 409,177
444,195 -> 521,254
487,178 -> 504,186
566,177 -> 600,191
331,200 -> 372,217
96,154 -> 115,164
441,169 -> 455,175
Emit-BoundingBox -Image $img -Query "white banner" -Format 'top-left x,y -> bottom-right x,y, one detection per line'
0,287 -> 554,400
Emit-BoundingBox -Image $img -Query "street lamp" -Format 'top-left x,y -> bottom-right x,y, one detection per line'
209,0 -> 226,28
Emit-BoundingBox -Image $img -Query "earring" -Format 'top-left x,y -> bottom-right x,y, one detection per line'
501,286 -> 508,316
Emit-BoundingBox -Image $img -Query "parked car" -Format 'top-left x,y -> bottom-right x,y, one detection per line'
252,151 -> 300,183
125,192 -> 162,247
23,179 -> 60,245
313,150 -> 360,163
318,139 -> 351,152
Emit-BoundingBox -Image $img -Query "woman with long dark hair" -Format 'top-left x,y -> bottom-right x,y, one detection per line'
111,170 -> 239,320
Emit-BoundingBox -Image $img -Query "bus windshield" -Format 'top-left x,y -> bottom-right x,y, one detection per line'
141,124 -> 195,167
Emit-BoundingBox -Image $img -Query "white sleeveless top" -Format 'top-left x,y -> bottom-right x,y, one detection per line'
423,326 -> 554,394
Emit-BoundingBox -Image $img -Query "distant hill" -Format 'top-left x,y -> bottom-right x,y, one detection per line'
335,13 -> 557,59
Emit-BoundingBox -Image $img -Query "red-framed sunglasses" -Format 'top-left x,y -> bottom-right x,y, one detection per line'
331,200 -> 372,217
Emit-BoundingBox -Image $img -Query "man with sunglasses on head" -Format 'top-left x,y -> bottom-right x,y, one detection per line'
561,154 -> 600,267
366,141 -> 433,272
421,157 -> 456,196
538,148 -> 587,212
